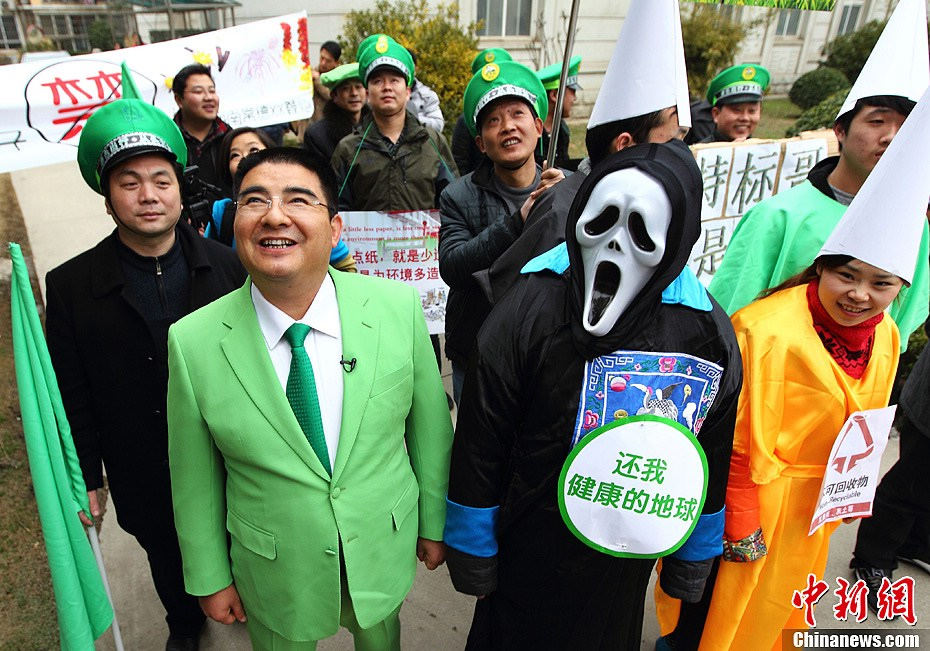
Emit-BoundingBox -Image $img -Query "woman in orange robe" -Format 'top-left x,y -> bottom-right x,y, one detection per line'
658,254 -> 903,651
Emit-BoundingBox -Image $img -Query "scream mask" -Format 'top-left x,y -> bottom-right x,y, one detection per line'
575,168 -> 672,336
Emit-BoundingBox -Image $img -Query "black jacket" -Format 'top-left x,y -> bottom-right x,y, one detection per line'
450,114 -> 487,177
303,101 -> 368,170
438,158 -> 532,364
45,221 -> 245,535
474,168 -> 587,307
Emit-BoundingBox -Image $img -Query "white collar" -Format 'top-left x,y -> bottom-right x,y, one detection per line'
250,274 -> 341,350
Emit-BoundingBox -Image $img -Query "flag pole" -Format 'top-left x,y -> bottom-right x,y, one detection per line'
545,0 -> 582,169
86,525 -> 125,651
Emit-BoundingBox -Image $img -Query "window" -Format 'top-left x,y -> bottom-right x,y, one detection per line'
0,15 -> 21,48
775,9 -> 802,37
477,0 -> 532,37
837,3 -> 862,36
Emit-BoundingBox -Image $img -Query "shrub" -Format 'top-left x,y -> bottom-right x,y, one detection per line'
88,19 -> 114,52
821,20 -> 886,84
786,88 -> 848,137
339,1 -> 480,138
680,6 -> 748,99
789,67 -> 849,109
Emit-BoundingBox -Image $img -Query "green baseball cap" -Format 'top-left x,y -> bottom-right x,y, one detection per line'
77,63 -> 186,195
537,55 -> 582,91
358,34 -> 414,87
706,63 -> 770,106
470,48 -> 513,74
321,62 -> 362,90
463,61 -> 548,137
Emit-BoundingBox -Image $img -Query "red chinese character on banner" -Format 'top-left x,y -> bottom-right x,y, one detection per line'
402,268 -> 413,281
414,268 -> 425,281
791,574 -> 829,627
364,251 -> 379,264
876,576 -> 916,624
427,268 -> 439,280
833,577 -> 868,623
352,250 -> 363,264
407,249 -> 420,262
26,60 -> 157,145
392,250 -> 406,263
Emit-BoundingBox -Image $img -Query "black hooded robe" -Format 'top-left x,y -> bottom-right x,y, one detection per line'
444,141 -> 742,650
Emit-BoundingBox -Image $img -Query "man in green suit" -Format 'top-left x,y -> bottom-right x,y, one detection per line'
167,147 -> 453,649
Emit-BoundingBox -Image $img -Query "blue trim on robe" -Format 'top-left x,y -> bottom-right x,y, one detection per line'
521,242 -> 571,275
520,243 -> 713,311
661,266 -> 712,311
444,498 -> 499,557
671,506 -> 724,561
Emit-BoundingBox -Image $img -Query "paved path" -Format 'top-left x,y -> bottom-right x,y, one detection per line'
12,162 -> 929,649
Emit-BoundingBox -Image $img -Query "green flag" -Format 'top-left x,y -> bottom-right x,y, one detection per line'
688,0 -> 835,8
9,242 -> 113,650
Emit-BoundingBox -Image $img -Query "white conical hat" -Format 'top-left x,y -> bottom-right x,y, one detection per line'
819,84 -> 930,284
588,0 -> 691,130
836,0 -> 929,119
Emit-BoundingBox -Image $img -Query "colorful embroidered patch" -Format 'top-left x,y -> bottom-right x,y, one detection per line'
572,351 -> 723,446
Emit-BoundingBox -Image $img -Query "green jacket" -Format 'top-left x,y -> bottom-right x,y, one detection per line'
331,110 -> 457,211
167,270 -> 453,640
708,178 -> 929,351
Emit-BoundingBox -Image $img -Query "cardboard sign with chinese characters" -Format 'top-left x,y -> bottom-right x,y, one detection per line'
340,210 -> 447,335
0,12 -> 314,174
688,133 -> 832,284
809,405 -> 896,535
558,415 -> 708,558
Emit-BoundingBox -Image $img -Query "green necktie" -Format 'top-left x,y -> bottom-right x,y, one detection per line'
284,323 -> 331,475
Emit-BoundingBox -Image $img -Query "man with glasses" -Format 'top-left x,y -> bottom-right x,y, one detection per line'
172,63 -> 230,193
45,72 -> 245,650
166,147 -> 454,650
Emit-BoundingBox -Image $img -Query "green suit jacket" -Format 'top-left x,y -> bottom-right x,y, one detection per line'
167,270 -> 453,641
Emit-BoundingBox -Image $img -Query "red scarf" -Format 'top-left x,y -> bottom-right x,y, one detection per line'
806,280 -> 883,379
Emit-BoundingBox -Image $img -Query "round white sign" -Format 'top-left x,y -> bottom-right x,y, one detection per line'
558,415 -> 708,558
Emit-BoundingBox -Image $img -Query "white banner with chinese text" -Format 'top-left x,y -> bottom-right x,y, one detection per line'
340,210 -> 447,335
0,12 -> 314,174
689,132 -> 834,285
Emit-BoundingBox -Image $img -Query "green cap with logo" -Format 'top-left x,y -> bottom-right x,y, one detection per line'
536,55 -> 582,91
463,60 -> 548,137
357,34 -> 415,87
706,63 -> 770,106
470,48 -> 513,74
356,34 -> 383,61
321,62 -> 362,90
77,62 -> 186,195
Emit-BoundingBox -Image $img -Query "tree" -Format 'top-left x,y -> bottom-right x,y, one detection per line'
339,1 -> 480,137
88,19 -> 114,52
680,6 -> 747,99
821,20 -> 886,84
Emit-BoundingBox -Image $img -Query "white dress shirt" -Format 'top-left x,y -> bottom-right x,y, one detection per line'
251,276 -> 343,470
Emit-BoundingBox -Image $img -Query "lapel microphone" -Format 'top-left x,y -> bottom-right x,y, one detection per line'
340,357 -> 357,373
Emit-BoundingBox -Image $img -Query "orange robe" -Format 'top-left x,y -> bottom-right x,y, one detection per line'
659,284 -> 899,650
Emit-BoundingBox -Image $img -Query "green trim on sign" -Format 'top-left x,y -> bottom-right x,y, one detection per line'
557,414 -> 709,559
